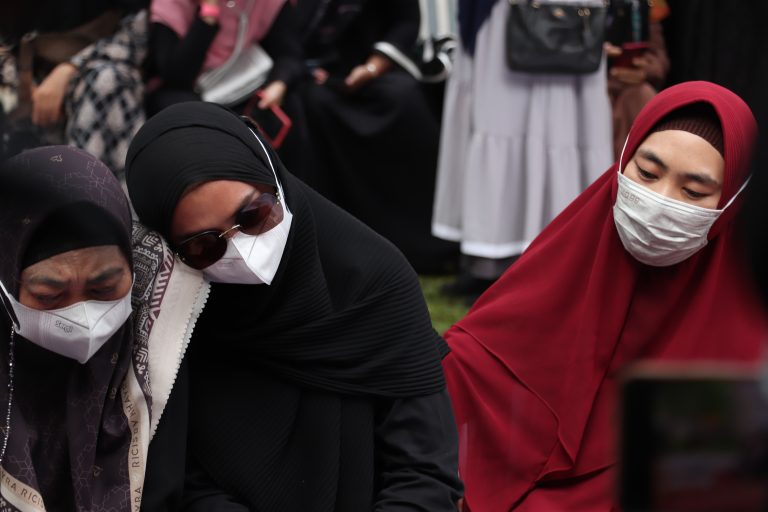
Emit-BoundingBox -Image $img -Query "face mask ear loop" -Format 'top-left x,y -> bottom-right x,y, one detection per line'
618,132 -> 631,177
244,125 -> 289,215
0,280 -> 20,331
722,175 -> 752,210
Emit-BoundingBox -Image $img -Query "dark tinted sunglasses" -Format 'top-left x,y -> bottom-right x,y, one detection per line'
175,190 -> 284,270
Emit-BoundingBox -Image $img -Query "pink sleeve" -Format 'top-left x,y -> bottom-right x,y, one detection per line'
150,0 -> 197,37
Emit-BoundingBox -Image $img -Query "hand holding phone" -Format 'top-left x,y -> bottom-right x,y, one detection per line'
610,41 -> 650,69
256,81 -> 287,109
242,91 -> 292,150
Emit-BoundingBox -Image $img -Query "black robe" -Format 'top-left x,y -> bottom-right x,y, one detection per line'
663,0 -> 768,114
284,0 -> 459,274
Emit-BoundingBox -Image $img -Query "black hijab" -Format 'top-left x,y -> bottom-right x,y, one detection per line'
0,146 -> 151,511
126,102 -> 448,509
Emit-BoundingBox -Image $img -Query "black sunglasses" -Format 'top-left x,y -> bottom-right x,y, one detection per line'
175,190 -> 284,269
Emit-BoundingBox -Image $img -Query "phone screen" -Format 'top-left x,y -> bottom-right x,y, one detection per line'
621,371 -> 768,512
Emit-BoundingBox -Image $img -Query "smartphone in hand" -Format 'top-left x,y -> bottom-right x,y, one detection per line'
610,42 -> 651,69
242,92 -> 293,150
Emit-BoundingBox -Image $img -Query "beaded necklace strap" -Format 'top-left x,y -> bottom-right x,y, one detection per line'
0,326 -> 15,466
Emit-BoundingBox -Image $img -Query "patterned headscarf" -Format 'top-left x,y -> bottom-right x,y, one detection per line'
0,146 -> 151,512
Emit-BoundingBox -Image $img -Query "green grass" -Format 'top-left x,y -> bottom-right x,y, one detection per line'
419,276 -> 471,335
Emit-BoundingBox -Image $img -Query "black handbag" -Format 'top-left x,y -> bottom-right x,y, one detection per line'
506,0 -> 607,74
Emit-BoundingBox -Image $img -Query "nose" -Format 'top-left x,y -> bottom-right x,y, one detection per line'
650,179 -> 676,200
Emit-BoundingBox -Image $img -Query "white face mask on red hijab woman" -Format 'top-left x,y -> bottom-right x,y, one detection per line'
612,103 -> 750,267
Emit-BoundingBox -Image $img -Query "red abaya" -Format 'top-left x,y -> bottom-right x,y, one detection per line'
444,81 -> 768,511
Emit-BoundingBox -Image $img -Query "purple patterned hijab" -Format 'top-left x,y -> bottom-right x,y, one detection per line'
0,146 -> 151,511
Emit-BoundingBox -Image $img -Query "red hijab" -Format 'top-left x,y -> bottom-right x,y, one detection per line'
443,81 -> 768,511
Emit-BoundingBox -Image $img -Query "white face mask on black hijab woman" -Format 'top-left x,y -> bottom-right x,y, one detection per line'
167,119 -> 293,285
124,102 -> 464,511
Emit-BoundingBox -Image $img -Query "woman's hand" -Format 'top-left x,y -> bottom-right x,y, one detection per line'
604,42 -> 622,58
200,0 -> 220,25
257,80 -> 287,109
605,42 -> 650,85
610,56 -> 650,85
312,68 -> 329,85
32,63 -> 77,127
344,54 -> 392,91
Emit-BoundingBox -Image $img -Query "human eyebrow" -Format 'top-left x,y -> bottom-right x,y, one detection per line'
637,149 -> 668,170
682,172 -> 720,187
86,267 -> 126,286
24,275 -> 69,288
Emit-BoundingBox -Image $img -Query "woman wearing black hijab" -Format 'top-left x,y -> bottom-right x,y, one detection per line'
125,101 -> 462,510
0,146 -> 151,510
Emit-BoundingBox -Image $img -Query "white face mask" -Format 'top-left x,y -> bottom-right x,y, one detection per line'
612,171 -> 748,266
202,209 -> 293,285
202,127 -> 293,285
0,279 -> 132,364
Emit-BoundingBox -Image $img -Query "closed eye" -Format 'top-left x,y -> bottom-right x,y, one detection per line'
683,188 -> 709,200
33,293 -> 62,305
90,286 -> 117,298
637,167 -> 657,181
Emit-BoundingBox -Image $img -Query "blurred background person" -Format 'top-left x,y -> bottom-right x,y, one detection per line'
663,0 -> 768,115
145,0 -> 301,119
284,0 -> 459,274
605,0 -> 670,160
0,0 -> 148,174
432,0 -> 613,301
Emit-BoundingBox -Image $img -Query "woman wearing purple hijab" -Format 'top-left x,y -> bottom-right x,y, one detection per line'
0,146 -> 197,511
0,146 -> 148,510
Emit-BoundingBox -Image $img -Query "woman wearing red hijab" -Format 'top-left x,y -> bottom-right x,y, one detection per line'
443,81 -> 768,511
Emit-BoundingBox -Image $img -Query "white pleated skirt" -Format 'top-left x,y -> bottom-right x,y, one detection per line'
432,0 -> 612,259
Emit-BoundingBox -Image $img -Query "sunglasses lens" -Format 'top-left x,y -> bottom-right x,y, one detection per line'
179,233 -> 228,270
176,191 -> 284,269
238,193 -> 284,236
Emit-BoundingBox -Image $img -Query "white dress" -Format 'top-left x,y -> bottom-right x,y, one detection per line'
432,0 -> 612,259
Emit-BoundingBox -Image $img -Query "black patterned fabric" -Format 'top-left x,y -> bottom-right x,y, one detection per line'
66,11 -> 148,174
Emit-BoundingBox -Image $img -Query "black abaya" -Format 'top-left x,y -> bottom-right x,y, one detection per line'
664,0 -> 768,113
287,0 -> 459,274
126,102 -> 463,511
